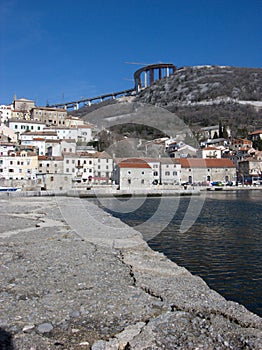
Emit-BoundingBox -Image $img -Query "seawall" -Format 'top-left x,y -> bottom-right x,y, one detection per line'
0,196 -> 261,349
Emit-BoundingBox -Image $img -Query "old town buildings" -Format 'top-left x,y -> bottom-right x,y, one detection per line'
0,96 -> 261,191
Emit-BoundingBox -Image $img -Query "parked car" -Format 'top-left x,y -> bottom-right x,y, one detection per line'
211,181 -> 223,186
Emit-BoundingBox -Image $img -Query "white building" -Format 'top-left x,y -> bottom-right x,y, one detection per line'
20,131 -> 58,143
0,105 -> 12,123
44,124 -> 93,143
8,119 -> 46,139
0,143 -> 16,156
199,147 -> 222,159
63,151 -> 113,185
0,150 -> 38,180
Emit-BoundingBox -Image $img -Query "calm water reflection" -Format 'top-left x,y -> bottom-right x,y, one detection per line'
97,190 -> 262,317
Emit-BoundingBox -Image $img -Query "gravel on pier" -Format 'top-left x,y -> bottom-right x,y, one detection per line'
0,196 -> 261,349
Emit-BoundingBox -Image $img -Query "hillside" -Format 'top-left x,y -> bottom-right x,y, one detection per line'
72,65 -> 262,139
135,65 -> 262,134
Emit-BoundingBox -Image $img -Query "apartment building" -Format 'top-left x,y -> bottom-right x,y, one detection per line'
31,107 -> 67,126
63,151 -> 113,185
0,150 -> 38,180
44,124 -> 93,143
38,156 -> 64,174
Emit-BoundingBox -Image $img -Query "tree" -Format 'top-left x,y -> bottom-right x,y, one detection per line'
219,121 -> 223,138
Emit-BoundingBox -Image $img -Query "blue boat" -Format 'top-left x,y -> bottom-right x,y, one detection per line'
0,187 -> 21,192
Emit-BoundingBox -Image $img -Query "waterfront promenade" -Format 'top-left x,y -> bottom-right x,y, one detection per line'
0,196 -> 261,349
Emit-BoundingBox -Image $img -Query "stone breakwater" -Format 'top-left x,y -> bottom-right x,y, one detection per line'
0,197 -> 261,350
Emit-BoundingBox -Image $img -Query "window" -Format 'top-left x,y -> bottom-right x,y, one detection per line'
165,171 -> 170,176
173,171 -> 177,176
66,168 -> 69,172
50,176 -> 54,182
128,179 -> 131,184
153,171 -> 158,176
141,179 -> 144,184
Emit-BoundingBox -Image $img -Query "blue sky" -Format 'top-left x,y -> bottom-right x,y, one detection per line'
0,0 -> 261,106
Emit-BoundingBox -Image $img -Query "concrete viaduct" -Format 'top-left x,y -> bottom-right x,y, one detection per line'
48,63 -> 176,110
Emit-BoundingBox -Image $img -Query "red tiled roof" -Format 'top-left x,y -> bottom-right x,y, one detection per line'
176,158 -> 235,168
118,158 -> 151,169
203,147 -> 220,151
250,130 -> 262,135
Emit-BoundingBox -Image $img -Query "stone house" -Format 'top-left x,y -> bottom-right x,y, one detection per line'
38,156 -> 64,175
250,130 -> 262,142
114,158 -> 153,190
31,107 -> 67,126
176,158 -> 236,184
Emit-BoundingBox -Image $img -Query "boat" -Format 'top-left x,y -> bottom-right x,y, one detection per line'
0,186 -> 22,192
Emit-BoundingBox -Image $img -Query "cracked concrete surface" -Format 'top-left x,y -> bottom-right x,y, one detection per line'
0,196 -> 261,349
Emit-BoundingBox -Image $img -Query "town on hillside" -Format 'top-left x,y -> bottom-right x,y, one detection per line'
0,97 -> 262,192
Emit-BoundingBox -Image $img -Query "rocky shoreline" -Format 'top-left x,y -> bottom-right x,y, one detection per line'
0,196 -> 261,349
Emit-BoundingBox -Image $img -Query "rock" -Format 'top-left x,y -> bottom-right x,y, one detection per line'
37,322 -> 53,333
22,324 -> 35,333
70,310 -> 80,318
91,340 -> 106,350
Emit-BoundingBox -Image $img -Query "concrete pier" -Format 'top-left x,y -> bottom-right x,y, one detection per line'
0,196 -> 261,349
